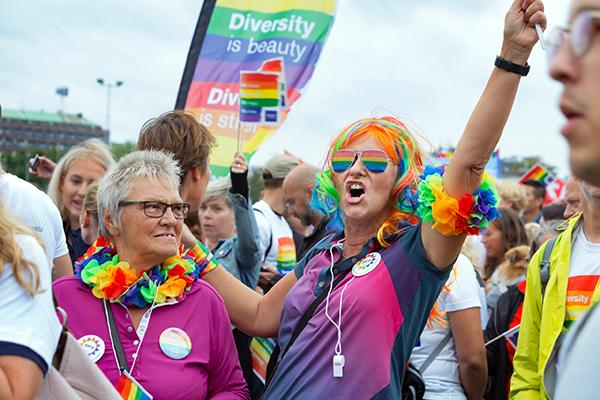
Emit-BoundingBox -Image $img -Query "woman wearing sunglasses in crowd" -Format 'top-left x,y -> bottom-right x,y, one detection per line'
53,150 -> 248,399
181,1 -> 545,398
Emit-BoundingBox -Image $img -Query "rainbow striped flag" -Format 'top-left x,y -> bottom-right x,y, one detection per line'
519,163 -> 555,187
115,371 -> 153,400
175,0 -> 337,177
239,69 -> 282,124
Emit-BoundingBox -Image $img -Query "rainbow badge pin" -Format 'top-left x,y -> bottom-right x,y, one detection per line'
77,334 -> 105,363
352,253 -> 381,277
159,327 -> 192,360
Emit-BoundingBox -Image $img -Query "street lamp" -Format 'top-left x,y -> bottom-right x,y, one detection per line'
96,78 -> 123,140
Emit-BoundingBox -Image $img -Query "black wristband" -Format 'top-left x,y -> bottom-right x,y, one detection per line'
494,56 -> 530,76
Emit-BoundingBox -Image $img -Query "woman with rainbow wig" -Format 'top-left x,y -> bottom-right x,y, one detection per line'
193,1 -> 546,398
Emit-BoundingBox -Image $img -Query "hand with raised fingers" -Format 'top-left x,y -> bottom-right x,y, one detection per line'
502,0 -> 547,64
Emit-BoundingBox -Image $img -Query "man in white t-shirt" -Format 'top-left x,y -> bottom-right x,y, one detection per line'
0,169 -> 72,279
253,155 -> 299,287
410,254 -> 487,400
512,179 -> 600,398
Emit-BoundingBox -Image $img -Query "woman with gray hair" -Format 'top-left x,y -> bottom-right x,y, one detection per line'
200,153 -> 260,289
53,150 -> 248,399
200,153 -> 260,393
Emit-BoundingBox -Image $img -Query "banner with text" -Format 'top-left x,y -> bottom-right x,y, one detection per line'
176,0 -> 337,176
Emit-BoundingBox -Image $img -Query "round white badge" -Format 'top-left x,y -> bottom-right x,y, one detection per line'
352,253 -> 381,277
159,327 -> 192,360
77,335 -> 105,363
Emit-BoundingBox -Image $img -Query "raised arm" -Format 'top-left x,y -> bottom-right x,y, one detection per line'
229,154 -> 261,288
422,0 -> 546,268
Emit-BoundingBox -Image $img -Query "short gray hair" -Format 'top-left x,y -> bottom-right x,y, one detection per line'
203,177 -> 232,206
97,150 -> 181,236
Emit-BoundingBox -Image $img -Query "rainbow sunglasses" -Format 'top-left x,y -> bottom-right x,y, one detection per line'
330,149 -> 391,174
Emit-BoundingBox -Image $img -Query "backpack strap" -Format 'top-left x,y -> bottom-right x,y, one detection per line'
253,207 -> 273,262
264,242 -> 373,388
419,332 -> 452,373
264,267 -> 353,386
539,236 -> 558,303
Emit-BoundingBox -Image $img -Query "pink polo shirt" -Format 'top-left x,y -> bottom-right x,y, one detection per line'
53,277 -> 248,399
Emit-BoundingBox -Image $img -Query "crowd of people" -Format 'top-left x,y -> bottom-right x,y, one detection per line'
1,0 -> 599,398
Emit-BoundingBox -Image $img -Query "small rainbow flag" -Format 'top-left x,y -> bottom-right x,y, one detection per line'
251,336 -> 276,384
239,57 -> 287,125
115,370 -> 153,400
519,163 -> 555,187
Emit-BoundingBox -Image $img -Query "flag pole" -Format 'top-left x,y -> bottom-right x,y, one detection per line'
484,324 -> 520,347
237,120 -> 243,154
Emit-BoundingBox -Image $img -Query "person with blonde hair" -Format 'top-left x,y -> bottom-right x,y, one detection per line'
0,200 -> 62,398
80,181 -> 100,245
47,139 -> 115,263
0,166 -> 72,280
495,179 -> 528,214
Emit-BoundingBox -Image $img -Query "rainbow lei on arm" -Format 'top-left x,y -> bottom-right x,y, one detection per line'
74,236 -> 200,307
416,166 -> 500,236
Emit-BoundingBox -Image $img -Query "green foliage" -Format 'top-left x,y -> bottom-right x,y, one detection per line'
110,141 -> 136,160
0,141 -> 135,190
501,155 -> 557,178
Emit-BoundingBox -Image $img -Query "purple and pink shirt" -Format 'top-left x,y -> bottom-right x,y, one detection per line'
262,223 -> 451,399
53,277 -> 248,399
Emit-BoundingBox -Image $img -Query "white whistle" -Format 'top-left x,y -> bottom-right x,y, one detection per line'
333,354 -> 345,378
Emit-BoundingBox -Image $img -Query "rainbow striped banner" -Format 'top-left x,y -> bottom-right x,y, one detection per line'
176,0 -> 337,176
519,163 -> 555,187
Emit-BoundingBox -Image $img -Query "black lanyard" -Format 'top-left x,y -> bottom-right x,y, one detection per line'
103,300 -> 130,373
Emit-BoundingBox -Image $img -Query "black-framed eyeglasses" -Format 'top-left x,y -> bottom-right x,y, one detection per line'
548,10 -> 600,60
118,201 -> 190,219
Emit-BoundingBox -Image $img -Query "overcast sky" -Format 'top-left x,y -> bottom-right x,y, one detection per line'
0,0 -> 572,175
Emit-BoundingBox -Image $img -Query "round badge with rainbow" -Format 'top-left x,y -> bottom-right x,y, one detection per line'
77,334 -> 105,363
352,252 -> 381,277
159,327 -> 192,360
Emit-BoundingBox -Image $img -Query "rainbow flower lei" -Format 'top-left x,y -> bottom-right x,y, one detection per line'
74,236 -> 200,307
416,166 -> 499,236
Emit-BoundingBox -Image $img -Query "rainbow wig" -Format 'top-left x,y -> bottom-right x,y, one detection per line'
311,116 -> 425,247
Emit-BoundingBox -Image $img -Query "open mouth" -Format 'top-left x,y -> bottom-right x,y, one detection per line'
345,182 -> 366,204
349,183 -> 365,198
